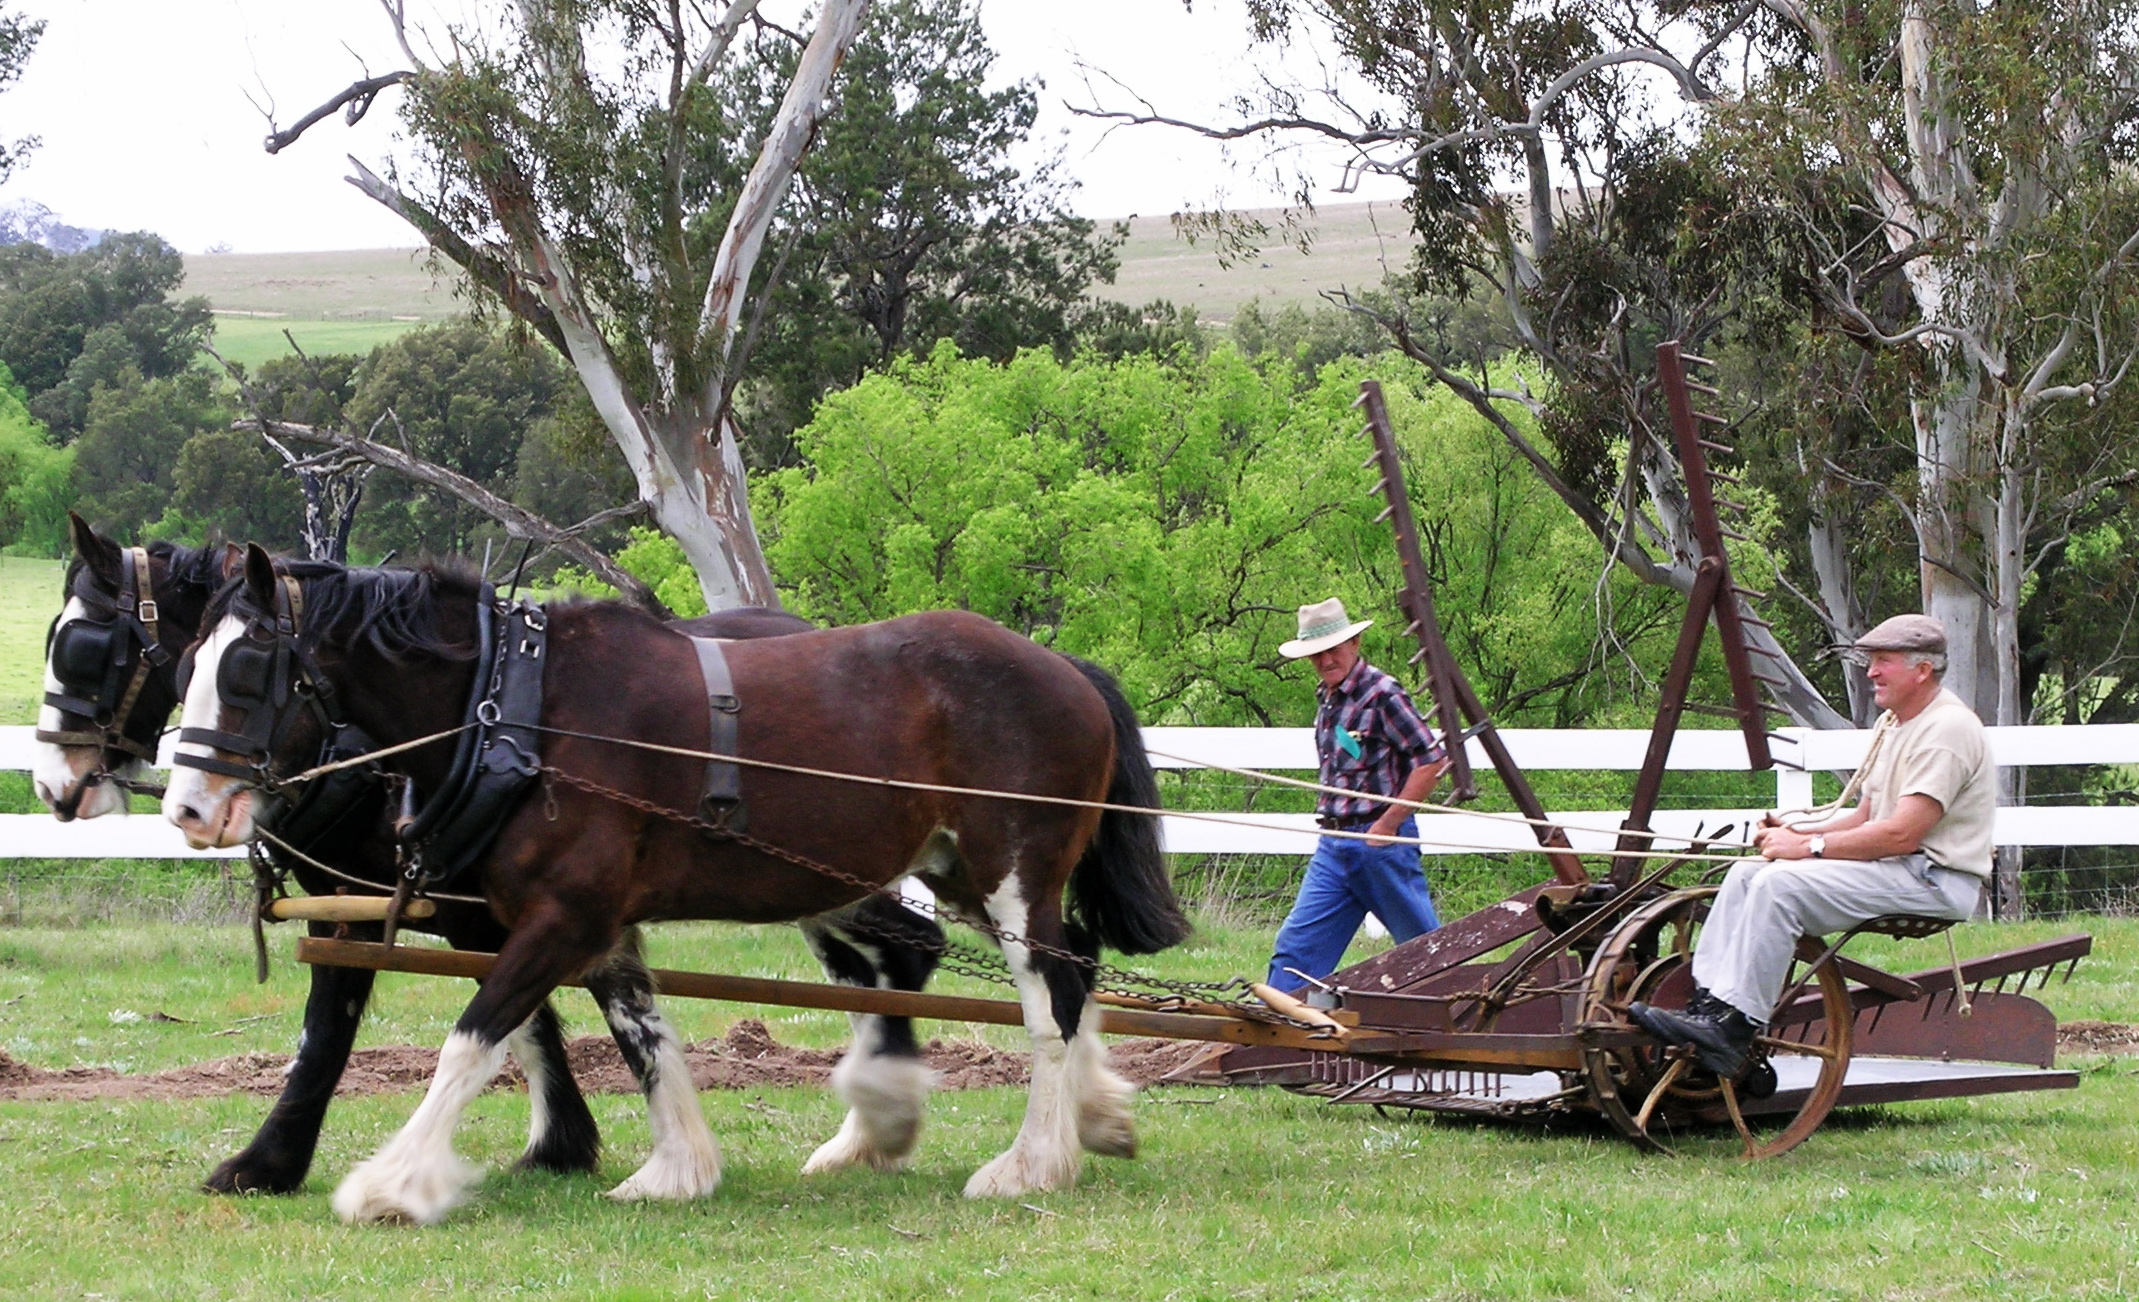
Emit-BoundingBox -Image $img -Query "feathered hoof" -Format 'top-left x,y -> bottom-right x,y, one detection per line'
603,1140 -> 722,1202
962,1145 -> 1080,1199
804,1055 -> 934,1174
1077,1066 -> 1138,1159
332,1149 -> 480,1226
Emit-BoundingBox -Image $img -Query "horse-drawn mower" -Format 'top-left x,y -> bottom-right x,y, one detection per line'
284,342 -> 2089,1162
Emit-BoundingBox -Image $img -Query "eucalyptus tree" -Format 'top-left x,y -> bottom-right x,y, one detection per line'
0,10 -> 41,185
1084,0 -> 2139,746
268,0 -> 873,609
1079,0 -> 1854,727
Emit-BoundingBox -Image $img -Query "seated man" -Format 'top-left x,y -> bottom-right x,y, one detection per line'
1629,614 -> 1993,1077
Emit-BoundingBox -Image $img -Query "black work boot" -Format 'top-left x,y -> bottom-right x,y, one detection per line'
1627,996 -> 1758,1079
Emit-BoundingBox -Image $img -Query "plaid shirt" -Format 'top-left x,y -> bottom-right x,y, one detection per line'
1314,658 -> 1444,824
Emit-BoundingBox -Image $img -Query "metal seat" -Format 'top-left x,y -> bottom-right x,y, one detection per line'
1853,913 -> 1959,942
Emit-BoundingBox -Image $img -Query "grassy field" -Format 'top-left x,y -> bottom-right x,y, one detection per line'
181,201 -> 1417,370
0,554 -> 60,726
1103,200 -> 1417,321
0,917 -> 2132,1299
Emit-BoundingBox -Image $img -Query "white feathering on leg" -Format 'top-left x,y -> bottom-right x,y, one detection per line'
1070,1007 -> 1137,1159
963,877 -> 1084,1198
605,1017 -> 721,1201
803,1049 -> 936,1174
332,1031 -> 503,1225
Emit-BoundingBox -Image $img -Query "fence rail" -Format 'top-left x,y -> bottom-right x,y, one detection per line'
7,723 -> 2139,862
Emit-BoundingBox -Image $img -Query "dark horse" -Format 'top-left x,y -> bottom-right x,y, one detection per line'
166,546 -> 1188,1224
36,516 -> 815,1195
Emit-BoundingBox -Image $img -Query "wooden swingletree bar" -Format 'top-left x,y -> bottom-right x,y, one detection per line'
294,937 -> 1358,1052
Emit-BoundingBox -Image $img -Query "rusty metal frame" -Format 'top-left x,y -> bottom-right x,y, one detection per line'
1210,347 -> 2095,1155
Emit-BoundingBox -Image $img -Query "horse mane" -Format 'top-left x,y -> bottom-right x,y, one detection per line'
206,558 -> 483,662
146,540 -> 227,595
65,538 -> 225,609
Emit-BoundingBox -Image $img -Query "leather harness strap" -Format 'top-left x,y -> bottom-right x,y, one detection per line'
398,589 -> 549,887
687,635 -> 745,830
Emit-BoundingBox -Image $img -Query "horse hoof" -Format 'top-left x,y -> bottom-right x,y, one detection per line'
202,1152 -> 304,1195
1077,1113 -> 1137,1160
603,1144 -> 722,1202
804,1056 -> 933,1174
331,1151 -> 479,1225
802,1117 -> 911,1175
962,1147 -> 1079,1199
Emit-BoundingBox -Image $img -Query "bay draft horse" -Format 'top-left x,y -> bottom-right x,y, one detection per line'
36,515 -> 817,1196
165,545 -> 1188,1224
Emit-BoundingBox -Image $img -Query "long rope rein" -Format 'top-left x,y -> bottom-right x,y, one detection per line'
225,715 -> 1758,864
1145,747 -> 1769,848
515,722 -> 1755,864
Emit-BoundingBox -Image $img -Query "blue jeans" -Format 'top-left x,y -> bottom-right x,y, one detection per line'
1265,818 -> 1440,989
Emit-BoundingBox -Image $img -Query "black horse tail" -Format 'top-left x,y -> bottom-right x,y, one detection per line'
1061,655 -> 1191,956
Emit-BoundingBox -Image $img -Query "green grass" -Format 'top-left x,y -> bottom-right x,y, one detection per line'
207,317 -> 431,371
0,918 -> 2133,1299
0,554 -> 61,725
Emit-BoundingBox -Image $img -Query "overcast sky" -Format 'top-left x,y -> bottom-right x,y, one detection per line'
0,0 -> 1409,254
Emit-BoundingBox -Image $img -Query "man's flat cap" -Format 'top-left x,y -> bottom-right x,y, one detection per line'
1854,613 -> 1947,654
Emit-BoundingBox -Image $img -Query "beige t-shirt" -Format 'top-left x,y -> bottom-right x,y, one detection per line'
1859,688 -> 1996,879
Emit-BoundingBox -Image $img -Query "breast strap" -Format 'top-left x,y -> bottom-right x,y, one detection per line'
687,635 -> 745,831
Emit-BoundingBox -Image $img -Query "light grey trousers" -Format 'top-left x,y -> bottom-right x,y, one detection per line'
1690,854 -> 1982,1023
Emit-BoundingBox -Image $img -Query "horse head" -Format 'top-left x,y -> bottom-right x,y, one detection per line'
35,512 -> 229,820
165,543 -> 482,850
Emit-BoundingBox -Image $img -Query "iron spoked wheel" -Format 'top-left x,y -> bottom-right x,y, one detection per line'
1576,885 -> 1854,1159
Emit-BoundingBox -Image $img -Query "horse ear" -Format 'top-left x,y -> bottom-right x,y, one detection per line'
68,511 -> 122,589
218,542 -> 245,580
243,543 -> 278,609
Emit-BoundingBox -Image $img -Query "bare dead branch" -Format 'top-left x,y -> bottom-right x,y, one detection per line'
263,71 -> 414,154
251,417 -> 674,619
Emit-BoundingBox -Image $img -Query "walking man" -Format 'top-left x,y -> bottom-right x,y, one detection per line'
1265,598 -> 1449,990
1630,613 -> 1992,1076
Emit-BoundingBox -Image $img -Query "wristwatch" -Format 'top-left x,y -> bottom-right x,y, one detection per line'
1808,834 -> 1826,859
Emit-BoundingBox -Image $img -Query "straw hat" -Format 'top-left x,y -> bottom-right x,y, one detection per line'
1279,597 -> 1374,659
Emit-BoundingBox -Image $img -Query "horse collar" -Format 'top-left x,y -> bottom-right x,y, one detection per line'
395,587 -> 549,889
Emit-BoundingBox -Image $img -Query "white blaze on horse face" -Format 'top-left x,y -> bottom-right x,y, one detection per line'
163,614 -> 256,849
32,597 -> 129,818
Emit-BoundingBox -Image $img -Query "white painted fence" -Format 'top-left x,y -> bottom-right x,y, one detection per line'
6,723 -> 2139,862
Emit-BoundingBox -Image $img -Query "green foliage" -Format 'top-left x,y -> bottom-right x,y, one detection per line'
0,233 -> 213,438
732,0 -> 1123,460
0,9 -> 39,185
69,369 -> 229,542
1229,298 -> 1392,371
0,359 -> 68,555
509,385 -> 640,565
341,320 -> 567,561
757,342 -> 1670,727
614,527 -> 709,619
1070,299 -> 1212,364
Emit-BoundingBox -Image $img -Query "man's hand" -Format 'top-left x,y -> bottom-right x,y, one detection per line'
1364,816 -> 1404,845
1752,823 -> 1813,860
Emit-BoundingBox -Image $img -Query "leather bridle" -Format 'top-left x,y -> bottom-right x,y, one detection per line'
174,574 -> 347,794
38,546 -> 170,813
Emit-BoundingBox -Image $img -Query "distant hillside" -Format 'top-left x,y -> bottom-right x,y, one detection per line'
184,199 -> 1418,366
1097,200 -> 1416,322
